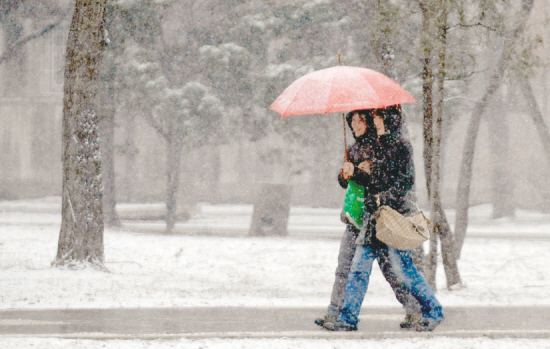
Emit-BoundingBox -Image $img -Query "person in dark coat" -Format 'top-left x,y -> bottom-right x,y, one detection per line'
315,108 -> 422,329
322,106 -> 444,332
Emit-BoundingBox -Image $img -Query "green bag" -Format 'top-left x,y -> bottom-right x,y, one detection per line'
343,179 -> 366,228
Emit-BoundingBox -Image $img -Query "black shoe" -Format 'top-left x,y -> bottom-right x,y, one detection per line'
314,315 -> 336,327
414,318 -> 443,332
322,320 -> 357,331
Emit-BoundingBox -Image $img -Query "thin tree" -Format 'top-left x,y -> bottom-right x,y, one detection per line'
142,82 -> 223,233
114,1 -> 226,233
53,0 -> 108,270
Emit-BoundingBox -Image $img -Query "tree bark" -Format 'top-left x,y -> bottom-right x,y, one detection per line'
53,0 -> 108,271
454,0 -> 534,258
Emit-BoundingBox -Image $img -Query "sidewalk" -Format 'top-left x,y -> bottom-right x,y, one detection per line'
1,306 -> 549,340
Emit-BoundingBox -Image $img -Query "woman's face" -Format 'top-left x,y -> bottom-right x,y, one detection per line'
351,113 -> 367,137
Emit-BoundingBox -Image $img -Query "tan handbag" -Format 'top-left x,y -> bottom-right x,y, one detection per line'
375,205 -> 430,250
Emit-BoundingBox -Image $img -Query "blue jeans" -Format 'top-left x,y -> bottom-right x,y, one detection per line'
338,244 -> 444,326
327,225 -> 421,318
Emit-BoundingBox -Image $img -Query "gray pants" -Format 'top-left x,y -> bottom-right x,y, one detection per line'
326,224 -> 421,318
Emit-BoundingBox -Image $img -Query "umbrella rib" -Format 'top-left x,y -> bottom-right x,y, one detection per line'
286,81 -> 308,116
276,78 -> 309,117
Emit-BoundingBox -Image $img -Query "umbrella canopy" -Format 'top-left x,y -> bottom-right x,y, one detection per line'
269,66 -> 416,118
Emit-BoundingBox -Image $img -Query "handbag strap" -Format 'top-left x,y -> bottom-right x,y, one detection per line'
413,201 -> 421,214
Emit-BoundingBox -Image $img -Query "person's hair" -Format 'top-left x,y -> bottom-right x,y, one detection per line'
346,109 -> 377,139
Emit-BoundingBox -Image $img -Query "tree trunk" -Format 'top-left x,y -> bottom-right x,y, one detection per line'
166,137 -> 183,234
2,16 -> 25,95
489,90 -> 514,219
420,1 -> 434,201
520,77 -> 550,212
54,0 -> 108,271
454,0 -> 534,258
424,232 -> 438,288
123,114 -> 138,202
520,78 -> 550,162
371,0 -> 396,80
420,1 -> 437,287
249,183 -> 291,236
431,5 -> 461,288
434,199 -> 461,287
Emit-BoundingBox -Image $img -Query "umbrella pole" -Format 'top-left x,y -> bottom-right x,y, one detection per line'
342,112 -> 348,162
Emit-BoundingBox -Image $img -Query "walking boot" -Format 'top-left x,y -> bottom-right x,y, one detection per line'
314,315 -> 336,328
414,318 -> 443,332
322,319 -> 357,331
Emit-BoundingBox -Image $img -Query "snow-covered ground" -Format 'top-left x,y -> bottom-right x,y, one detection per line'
1,197 -> 549,348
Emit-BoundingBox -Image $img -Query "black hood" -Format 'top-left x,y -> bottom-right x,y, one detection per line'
378,105 -> 404,137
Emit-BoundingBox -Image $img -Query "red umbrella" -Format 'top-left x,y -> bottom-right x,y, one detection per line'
269,66 -> 416,118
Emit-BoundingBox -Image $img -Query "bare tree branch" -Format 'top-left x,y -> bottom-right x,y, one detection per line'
448,22 -> 499,32
142,110 -> 168,141
0,6 -> 71,65
445,68 -> 488,81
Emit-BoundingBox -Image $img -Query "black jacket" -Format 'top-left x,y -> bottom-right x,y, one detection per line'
338,135 -> 379,190
369,134 -> 415,214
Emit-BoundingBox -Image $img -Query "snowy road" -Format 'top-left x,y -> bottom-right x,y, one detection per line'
0,306 -> 548,340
